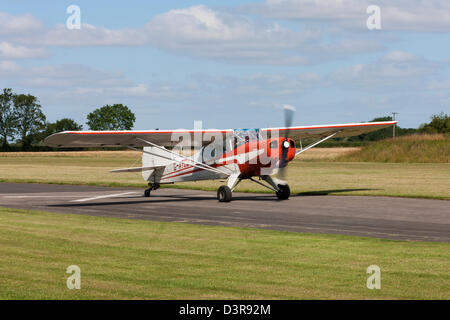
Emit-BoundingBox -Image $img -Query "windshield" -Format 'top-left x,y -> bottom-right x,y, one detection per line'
231,129 -> 260,148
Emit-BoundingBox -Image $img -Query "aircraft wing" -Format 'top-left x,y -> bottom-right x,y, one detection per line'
45,121 -> 396,148
45,129 -> 233,148
261,121 -> 397,139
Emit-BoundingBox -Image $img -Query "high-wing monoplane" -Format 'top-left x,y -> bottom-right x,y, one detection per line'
45,107 -> 396,202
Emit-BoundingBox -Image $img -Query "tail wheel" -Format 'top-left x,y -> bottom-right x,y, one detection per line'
144,188 -> 151,197
276,184 -> 290,200
217,185 -> 232,202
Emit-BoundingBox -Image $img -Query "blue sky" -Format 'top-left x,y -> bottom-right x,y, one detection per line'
1,0 -> 449,130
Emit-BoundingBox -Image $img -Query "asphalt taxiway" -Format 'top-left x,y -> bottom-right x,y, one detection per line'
0,182 -> 448,242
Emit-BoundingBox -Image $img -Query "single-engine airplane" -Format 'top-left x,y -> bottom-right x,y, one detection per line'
45,106 -> 396,202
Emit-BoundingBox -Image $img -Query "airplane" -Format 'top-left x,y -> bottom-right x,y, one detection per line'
45,106 -> 396,202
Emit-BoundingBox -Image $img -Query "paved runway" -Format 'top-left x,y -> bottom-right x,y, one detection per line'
0,182 -> 449,242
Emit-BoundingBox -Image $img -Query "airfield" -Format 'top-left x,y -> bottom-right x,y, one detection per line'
0,183 -> 449,242
0,146 -> 448,299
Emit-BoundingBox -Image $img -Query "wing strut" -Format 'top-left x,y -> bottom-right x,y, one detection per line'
135,137 -> 232,176
295,131 -> 341,157
127,142 -> 230,177
127,146 -> 229,177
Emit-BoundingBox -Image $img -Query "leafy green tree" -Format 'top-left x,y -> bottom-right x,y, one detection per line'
419,112 -> 449,134
86,104 -> 135,130
38,118 -> 83,142
348,116 -> 394,141
347,116 -> 418,141
13,94 -> 46,149
0,88 -> 18,150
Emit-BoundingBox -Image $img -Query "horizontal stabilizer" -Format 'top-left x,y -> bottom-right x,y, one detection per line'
110,165 -> 165,173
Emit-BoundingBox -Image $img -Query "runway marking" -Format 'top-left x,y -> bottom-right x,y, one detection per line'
3,195 -> 79,198
72,192 -> 138,203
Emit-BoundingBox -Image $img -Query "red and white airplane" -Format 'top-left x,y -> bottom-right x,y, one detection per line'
45,106 -> 396,202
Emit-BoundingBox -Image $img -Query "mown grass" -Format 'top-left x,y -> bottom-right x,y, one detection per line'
336,134 -> 450,163
0,207 -> 448,300
0,150 -> 449,199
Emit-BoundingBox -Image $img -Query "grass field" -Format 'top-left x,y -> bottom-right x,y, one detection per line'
1,150 -> 449,199
337,134 -> 450,163
0,207 -> 448,300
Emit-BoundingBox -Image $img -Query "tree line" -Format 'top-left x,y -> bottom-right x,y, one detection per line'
0,88 -> 135,151
347,113 -> 449,142
0,88 -> 448,151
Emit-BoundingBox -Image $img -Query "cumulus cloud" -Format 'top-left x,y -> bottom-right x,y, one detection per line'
0,12 -> 44,35
1,61 -> 193,104
0,60 -> 22,74
0,41 -> 48,59
19,23 -> 146,47
143,5 -> 318,63
331,52 -> 442,90
10,5 -> 384,65
12,6 -> 320,65
198,72 -> 322,96
248,0 -> 450,32
382,51 -> 417,62
4,63 -> 144,91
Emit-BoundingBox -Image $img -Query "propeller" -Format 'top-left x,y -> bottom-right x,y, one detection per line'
277,104 -> 296,179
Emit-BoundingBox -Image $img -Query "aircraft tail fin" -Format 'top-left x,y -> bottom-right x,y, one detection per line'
141,146 -> 179,182
142,146 -> 177,167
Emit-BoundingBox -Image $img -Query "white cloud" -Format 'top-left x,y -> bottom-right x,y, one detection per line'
11,5 -> 385,65
9,6 -> 323,65
0,60 -> 21,74
248,0 -> 450,32
0,5 -> 395,65
0,41 -> 48,59
1,61 -> 192,104
0,12 -> 43,35
16,6 -> 319,65
5,63 -> 135,89
382,51 -> 417,62
145,6 -> 315,49
331,52 -> 442,89
234,73 -> 322,96
21,23 -> 146,47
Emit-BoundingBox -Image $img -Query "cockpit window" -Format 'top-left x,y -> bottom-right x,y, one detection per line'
270,140 -> 278,149
232,129 -> 260,148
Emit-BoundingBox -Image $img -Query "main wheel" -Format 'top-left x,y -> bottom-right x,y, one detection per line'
276,184 -> 290,200
144,188 -> 151,197
217,185 -> 232,202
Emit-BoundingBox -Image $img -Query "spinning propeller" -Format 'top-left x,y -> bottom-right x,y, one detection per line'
277,104 -> 296,179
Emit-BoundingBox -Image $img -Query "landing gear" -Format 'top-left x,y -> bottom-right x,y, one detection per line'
217,185 -> 232,202
216,175 -> 290,202
144,183 -> 160,197
217,173 -> 240,203
258,175 -> 290,200
276,184 -> 290,200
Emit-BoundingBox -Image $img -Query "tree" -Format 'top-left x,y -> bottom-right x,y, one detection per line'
0,88 -> 18,150
13,94 -> 46,149
86,104 -> 135,130
348,116 -> 394,141
419,112 -> 449,134
347,116 -> 419,141
38,118 -> 83,143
